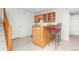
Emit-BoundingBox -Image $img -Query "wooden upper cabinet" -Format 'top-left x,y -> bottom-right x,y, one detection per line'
43,14 -> 46,22
43,13 -> 49,22
48,13 -> 51,22
34,15 -> 42,23
43,12 -> 56,22
51,12 -> 55,22
34,12 -> 56,23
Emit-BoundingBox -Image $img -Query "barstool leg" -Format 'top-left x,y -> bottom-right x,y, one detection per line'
55,32 -> 60,49
55,33 -> 57,49
55,38 -> 57,49
58,32 -> 60,46
58,31 -> 61,46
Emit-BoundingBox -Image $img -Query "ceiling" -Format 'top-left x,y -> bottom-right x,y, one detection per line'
22,8 -> 79,15
0,9 -> 2,21
0,8 -> 79,16
67,8 -> 79,15
21,8 -> 54,14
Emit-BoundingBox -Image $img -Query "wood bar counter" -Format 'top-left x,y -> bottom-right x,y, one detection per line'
32,26 -> 50,48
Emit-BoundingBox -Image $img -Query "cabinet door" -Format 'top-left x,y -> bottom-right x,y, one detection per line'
32,27 -> 41,46
43,27 -> 49,45
43,14 -> 48,22
43,14 -> 46,22
48,13 -> 51,22
34,15 -> 41,23
43,12 -> 56,22
51,12 -> 55,22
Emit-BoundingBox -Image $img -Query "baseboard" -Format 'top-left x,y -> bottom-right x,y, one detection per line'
69,35 -> 79,37
12,35 -> 32,40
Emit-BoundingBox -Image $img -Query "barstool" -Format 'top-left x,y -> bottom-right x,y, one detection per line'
49,25 -> 61,49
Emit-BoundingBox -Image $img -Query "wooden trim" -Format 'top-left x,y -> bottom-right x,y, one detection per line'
2,8 -> 12,51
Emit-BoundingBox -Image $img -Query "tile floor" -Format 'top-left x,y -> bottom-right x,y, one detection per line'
12,35 -> 79,51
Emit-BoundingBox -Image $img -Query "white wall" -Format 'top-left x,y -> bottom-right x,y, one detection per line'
6,9 -> 34,39
0,9 -> 2,23
70,15 -> 79,36
55,8 -> 70,40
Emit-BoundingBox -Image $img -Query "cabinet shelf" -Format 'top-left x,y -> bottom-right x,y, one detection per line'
34,12 -> 56,23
